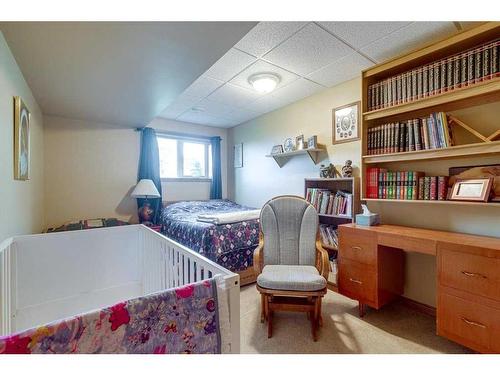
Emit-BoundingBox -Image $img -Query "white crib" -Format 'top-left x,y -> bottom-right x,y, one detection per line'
0,225 -> 240,353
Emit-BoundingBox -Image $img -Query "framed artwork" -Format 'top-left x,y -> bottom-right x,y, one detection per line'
449,177 -> 493,202
307,135 -> 317,149
234,143 -> 243,168
283,137 -> 295,152
332,101 -> 360,145
295,135 -> 305,150
271,145 -> 283,154
449,164 -> 500,201
14,96 -> 30,180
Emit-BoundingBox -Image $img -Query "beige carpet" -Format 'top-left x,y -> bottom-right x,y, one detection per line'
240,285 -> 471,354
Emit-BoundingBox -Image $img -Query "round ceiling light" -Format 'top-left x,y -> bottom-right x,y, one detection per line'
248,73 -> 281,94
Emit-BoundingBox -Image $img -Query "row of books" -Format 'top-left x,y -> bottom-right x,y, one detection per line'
367,38 -> 500,111
305,188 -> 353,216
366,168 -> 449,200
367,112 -> 453,155
319,224 -> 339,249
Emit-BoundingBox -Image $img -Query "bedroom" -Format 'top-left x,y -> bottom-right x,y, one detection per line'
1,0 -> 500,372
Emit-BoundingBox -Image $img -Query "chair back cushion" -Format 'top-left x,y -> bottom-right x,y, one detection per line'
260,196 -> 318,266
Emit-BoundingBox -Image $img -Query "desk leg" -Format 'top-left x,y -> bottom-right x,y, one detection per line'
358,302 -> 366,317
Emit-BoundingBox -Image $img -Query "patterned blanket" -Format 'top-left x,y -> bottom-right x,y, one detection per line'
0,279 -> 222,354
160,200 -> 260,271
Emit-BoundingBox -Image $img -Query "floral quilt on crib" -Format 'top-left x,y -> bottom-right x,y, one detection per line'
0,279 -> 222,354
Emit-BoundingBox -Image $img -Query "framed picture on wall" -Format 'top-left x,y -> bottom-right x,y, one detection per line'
13,96 -> 31,180
234,143 -> 243,168
332,101 -> 360,145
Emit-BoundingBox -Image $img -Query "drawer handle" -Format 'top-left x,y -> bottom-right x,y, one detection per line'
461,317 -> 486,329
351,246 -> 362,251
349,278 -> 363,285
461,271 -> 487,279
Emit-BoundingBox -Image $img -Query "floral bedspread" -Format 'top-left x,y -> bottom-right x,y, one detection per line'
0,279 -> 221,354
160,200 -> 259,271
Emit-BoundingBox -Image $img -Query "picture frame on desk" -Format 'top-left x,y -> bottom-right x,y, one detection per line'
449,177 -> 494,202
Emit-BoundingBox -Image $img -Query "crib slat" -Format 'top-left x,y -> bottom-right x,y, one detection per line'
190,259 -> 195,283
183,254 -> 188,285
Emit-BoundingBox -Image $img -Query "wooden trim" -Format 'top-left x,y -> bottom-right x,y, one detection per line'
397,296 -> 436,317
237,267 -> 257,286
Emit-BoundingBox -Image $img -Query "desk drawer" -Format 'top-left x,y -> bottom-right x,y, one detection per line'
438,292 -> 500,353
339,227 -> 377,266
338,258 -> 377,305
439,249 -> 500,302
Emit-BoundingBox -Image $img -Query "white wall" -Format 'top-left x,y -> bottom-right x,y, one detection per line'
229,77 -> 500,307
44,115 -> 228,228
0,32 -> 45,242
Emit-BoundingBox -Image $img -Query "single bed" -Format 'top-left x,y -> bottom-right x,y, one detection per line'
160,199 -> 260,285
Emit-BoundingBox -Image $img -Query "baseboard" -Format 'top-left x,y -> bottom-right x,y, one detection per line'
398,296 -> 436,317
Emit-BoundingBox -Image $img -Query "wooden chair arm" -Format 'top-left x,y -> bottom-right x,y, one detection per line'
253,232 -> 264,276
315,239 -> 330,280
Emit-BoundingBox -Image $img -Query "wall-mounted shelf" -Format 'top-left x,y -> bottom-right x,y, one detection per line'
266,147 -> 325,168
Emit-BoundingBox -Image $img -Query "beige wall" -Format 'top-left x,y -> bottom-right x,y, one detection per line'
0,32 -> 45,242
44,115 -> 228,228
229,77 -> 500,307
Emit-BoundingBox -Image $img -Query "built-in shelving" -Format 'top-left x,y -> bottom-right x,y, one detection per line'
363,140 -> 500,164
361,22 -> 500,207
266,147 -> 325,168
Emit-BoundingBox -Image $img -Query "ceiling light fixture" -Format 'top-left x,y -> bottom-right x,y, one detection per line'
248,73 -> 281,94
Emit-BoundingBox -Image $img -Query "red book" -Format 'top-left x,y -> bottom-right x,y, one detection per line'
430,176 -> 438,200
366,168 -> 381,199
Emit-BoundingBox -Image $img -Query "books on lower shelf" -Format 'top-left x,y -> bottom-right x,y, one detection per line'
319,224 -> 338,249
328,253 -> 338,285
366,168 -> 449,200
367,112 -> 453,155
305,188 -> 352,217
367,38 -> 500,111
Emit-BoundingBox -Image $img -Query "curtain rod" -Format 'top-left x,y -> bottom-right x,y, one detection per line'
135,127 -> 222,141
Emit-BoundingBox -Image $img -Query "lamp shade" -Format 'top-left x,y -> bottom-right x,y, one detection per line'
131,179 -> 161,198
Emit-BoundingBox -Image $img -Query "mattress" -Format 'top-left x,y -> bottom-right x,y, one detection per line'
160,199 -> 260,271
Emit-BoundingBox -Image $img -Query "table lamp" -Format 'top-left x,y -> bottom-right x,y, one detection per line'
131,179 -> 161,225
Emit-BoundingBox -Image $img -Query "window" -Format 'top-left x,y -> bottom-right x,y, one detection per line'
157,135 -> 211,179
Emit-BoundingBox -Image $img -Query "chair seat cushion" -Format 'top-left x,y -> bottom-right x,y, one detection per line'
257,265 -> 327,291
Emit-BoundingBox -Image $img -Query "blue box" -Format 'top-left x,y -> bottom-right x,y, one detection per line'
355,213 -> 380,226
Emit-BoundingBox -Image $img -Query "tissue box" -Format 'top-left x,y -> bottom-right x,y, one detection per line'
355,213 -> 380,226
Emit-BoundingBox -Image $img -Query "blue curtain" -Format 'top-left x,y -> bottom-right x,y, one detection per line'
137,127 -> 162,224
210,136 -> 222,199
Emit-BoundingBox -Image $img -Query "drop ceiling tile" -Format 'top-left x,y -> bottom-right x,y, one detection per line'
307,52 -> 373,87
271,78 -> 325,107
158,95 -> 201,119
180,76 -> 224,99
207,83 -> 261,108
234,22 -> 308,57
319,22 -> 411,50
177,110 -> 234,128
229,60 -> 300,92
190,98 -> 235,117
225,108 -> 261,124
263,23 -> 355,76
204,48 -> 257,82
361,22 -> 458,63
244,95 -> 281,114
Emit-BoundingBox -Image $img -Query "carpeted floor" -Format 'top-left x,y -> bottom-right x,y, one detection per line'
240,285 -> 472,354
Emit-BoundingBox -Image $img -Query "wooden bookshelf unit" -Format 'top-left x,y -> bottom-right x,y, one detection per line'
360,22 -> 500,205
304,177 -> 360,291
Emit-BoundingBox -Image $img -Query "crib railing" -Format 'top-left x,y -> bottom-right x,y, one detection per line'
0,225 -> 240,353
0,238 -> 14,336
140,226 -> 240,353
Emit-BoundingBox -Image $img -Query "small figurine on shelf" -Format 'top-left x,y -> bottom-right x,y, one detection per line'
341,160 -> 353,178
319,163 -> 340,178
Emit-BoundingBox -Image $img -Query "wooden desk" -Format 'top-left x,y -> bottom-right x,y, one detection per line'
337,223 -> 500,353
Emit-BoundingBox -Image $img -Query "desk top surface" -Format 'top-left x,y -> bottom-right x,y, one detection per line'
340,224 -> 500,252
